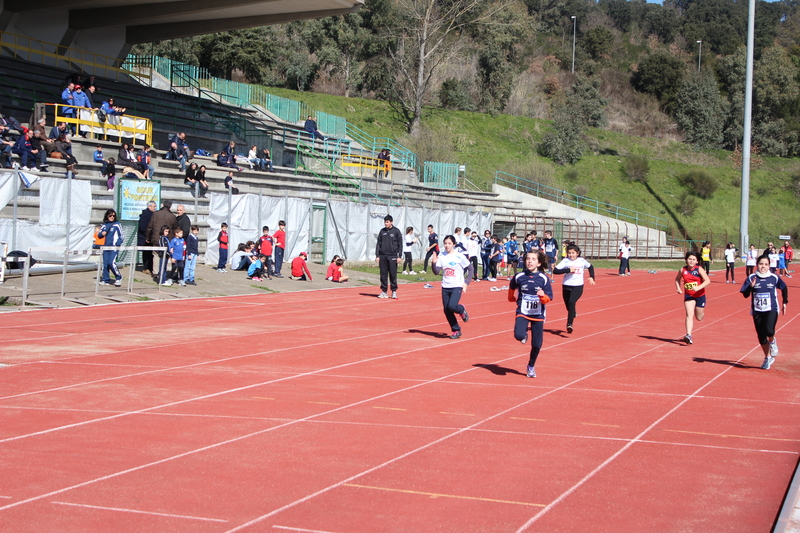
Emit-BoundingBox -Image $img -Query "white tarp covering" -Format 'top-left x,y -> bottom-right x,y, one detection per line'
205,192 -> 493,266
0,171 -> 19,209
0,219 -> 94,261
39,177 -> 92,225
78,109 -> 147,142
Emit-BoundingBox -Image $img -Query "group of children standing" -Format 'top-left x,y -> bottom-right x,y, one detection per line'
156,224 -> 199,287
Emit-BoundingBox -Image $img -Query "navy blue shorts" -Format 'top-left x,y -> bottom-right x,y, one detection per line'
684,294 -> 706,308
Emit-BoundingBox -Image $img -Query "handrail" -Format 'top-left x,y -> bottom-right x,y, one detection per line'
0,31 -> 147,82
344,123 -> 417,172
495,171 -> 669,232
423,162 -> 459,188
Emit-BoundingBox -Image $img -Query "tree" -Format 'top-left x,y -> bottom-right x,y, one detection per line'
567,76 -> 607,127
314,13 -> 371,97
643,3 -> 679,44
582,26 -> 614,61
540,105 -> 584,165
631,52 -> 685,113
674,73 -> 724,148
385,0 -> 518,134
680,0 -> 746,56
195,28 -> 279,83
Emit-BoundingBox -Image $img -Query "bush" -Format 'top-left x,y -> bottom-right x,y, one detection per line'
565,168 -> 579,181
789,173 -> 800,199
678,169 -> 719,199
540,106 -> 585,165
623,155 -> 650,183
678,191 -> 697,216
439,78 -> 476,111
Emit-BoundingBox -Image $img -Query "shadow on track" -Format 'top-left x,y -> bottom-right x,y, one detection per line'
692,357 -> 750,368
638,335 -> 686,345
407,329 -> 450,338
472,363 -> 526,377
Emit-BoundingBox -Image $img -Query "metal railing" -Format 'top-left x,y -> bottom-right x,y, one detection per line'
344,123 -> 417,172
423,162 -> 459,188
1,31 -> 147,82
495,171 -> 669,233
48,103 -> 152,145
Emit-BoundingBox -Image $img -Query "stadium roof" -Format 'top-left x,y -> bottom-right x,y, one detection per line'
0,0 -> 364,59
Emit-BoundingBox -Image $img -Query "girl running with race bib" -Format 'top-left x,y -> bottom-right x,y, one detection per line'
508,250 -> 553,378
675,251 -> 710,345
740,255 -> 788,370
553,244 -> 595,333
432,235 -> 474,339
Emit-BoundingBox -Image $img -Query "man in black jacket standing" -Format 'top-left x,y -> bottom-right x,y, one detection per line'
375,214 -> 403,299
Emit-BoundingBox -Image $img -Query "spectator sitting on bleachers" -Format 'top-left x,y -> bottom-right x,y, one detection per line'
196,165 -> 210,197
61,82 -> 76,134
304,115 -> 325,142
101,97 -> 125,116
0,121 -> 15,168
224,171 -> 240,194
12,130 -> 39,171
165,140 -> 188,171
55,134 -> 78,174
260,148 -> 275,172
184,163 -> 208,198
34,119 -> 55,155
103,158 -> 116,191
248,145 -> 261,171
171,132 -> 189,154
28,130 -> 48,171
217,150 -> 241,171
0,113 -> 22,140
49,122 -> 69,143
139,144 -> 154,179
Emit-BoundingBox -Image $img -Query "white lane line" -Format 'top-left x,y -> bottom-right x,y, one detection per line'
50,501 -> 227,522
514,311 -> 800,532
272,526 -> 342,533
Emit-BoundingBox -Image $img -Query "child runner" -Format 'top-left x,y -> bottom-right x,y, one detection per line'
552,244 -> 596,333
675,251 -> 710,345
488,235 -> 502,281
700,241 -> 712,273
768,246 -> 779,273
542,230 -> 558,279
508,250 -> 553,378
184,225 -> 199,285
97,209 -> 123,287
724,242 -> 737,283
169,228 -> 187,287
157,225 -> 172,285
740,255 -> 788,369
745,244 -> 758,277
402,226 -> 417,275
506,233 -> 519,279
432,235 -> 474,339
422,225 -> 439,274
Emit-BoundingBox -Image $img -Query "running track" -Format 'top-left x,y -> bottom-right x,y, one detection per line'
0,269 -> 798,532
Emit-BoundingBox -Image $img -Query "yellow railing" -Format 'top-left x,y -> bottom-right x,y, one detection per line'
0,31 -> 148,82
340,154 -> 391,179
48,103 -> 152,146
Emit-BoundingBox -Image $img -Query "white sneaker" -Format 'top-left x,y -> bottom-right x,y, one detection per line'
114,279 -> 122,287
769,338 -> 778,357
489,277 -> 497,282
21,166 -> 30,171
161,279 -> 173,286
402,271 -> 408,275
408,271 -> 416,275
179,281 -> 186,287
392,292 -> 398,299
420,270 -> 426,274
761,355 -> 775,370
378,292 -> 388,299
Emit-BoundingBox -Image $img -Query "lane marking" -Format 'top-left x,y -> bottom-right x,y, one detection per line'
343,483 -> 545,507
373,406 -> 406,411
273,525 -> 342,533
439,412 -> 475,416
511,417 -> 546,421
514,310 -> 800,532
50,501 -> 227,522
582,423 -> 620,428
659,429 -> 800,443
307,401 -> 340,406
252,397 -> 275,400
0,496 -> 11,499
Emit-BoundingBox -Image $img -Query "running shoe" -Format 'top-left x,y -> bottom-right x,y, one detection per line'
179,281 -> 186,286
526,365 -> 537,378
683,334 -> 693,345
98,281 -> 111,286
114,279 -> 122,287
488,277 -> 497,282
761,355 -> 775,370
392,292 -> 398,299
460,308 -> 469,322
567,324 -> 574,334
402,271 -> 408,275
450,330 -> 462,339
420,270 -> 426,274
161,279 -> 173,286
520,332 -> 528,345
769,338 -> 778,357
409,271 -> 416,275
378,292 -> 388,299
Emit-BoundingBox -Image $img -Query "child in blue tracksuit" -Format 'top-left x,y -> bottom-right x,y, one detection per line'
93,145 -> 107,176
169,228 -> 187,286
184,225 -> 199,285
97,208 -> 123,286
157,225 -> 171,285
508,250 -> 553,378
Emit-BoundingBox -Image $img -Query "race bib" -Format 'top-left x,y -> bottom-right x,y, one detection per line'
573,267 -> 584,276
754,292 -> 771,312
684,281 -> 698,291
444,267 -> 456,277
521,294 -> 540,316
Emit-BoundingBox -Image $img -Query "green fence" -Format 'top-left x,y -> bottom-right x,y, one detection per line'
495,171 -> 669,232
423,162 -> 459,188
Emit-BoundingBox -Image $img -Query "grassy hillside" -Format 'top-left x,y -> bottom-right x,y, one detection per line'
266,87 -> 800,246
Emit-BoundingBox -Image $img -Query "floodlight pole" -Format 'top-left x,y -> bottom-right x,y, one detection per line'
571,16 -> 577,74
696,41 -> 702,72
739,0 -> 755,253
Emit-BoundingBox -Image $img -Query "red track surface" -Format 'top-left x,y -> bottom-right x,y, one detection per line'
1,269 -> 798,532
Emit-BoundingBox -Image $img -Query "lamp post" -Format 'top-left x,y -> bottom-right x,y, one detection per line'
696,40 -> 702,72
571,16 -> 577,74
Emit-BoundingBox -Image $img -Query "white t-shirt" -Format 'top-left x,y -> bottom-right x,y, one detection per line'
556,257 -> 592,286
403,235 -> 416,254
769,252 -> 779,268
435,250 -> 471,288
467,237 -> 480,258
745,249 -> 758,266
619,243 -> 631,259
724,248 -> 736,263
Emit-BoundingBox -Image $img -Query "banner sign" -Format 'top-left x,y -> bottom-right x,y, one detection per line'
119,179 -> 161,221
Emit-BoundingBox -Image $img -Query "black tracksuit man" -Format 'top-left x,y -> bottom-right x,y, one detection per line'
375,216 -> 403,296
